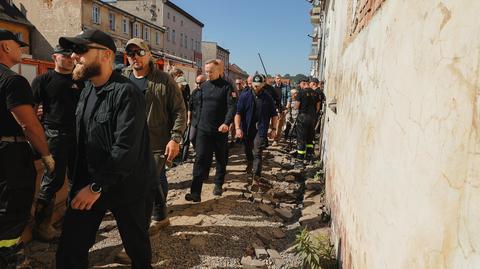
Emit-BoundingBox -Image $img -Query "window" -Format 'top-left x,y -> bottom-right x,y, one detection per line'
172,29 -> 176,44
92,5 -> 100,24
173,15 -> 175,22
181,20 -> 183,26
156,31 -> 160,45
184,35 -> 187,49
109,12 -> 115,31
167,12 -> 170,19
144,27 -> 149,41
122,18 -> 128,34
166,27 -> 170,42
180,33 -> 183,47
191,38 -> 193,50
134,23 -> 139,37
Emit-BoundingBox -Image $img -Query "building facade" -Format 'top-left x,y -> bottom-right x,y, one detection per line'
12,0 -> 164,62
227,63 -> 248,84
202,41 -> 230,74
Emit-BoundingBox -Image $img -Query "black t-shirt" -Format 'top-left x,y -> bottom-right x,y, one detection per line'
0,72 -> 34,136
128,73 -> 147,94
198,78 -> 236,133
32,70 -> 82,131
298,88 -> 319,115
189,87 -> 202,127
252,90 -> 262,125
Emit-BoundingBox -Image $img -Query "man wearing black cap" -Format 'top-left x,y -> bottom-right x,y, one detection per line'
55,29 -> 156,269
295,78 -> 320,168
235,74 -> 278,183
31,45 -> 83,242
0,29 -> 54,268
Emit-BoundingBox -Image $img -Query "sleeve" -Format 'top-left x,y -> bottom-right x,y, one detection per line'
92,85 -> 149,190
31,74 -> 44,105
236,94 -> 244,115
188,90 -> 195,112
167,75 -> 187,140
224,83 -> 237,125
5,76 -> 34,110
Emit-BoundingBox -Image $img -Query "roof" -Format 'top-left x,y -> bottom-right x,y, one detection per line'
0,0 -> 34,27
228,63 -> 247,75
165,0 -> 204,28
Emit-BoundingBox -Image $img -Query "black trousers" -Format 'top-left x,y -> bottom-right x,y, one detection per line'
56,193 -> 154,269
296,113 -> 315,158
190,130 -> 228,195
244,130 -> 268,176
37,127 -> 76,204
0,142 -> 35,262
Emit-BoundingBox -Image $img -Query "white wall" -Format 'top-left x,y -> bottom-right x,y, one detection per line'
323,0 -> 480,268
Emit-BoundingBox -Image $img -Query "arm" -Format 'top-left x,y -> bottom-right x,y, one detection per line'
187,111 -> 192,125
167,76 -> 187,140
269,116 -> 279,139
10,105 -> 50,157
234,114 -> 243,139
223,83 -> 237,125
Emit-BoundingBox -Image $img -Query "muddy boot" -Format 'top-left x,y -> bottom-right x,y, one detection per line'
33,200 -> 60,242
245,162 -> 253,174
114,249 -> 131,265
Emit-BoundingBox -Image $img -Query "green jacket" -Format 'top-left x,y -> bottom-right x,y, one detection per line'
122,62 -> 186,154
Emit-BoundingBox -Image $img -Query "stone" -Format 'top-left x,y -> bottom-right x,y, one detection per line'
262,199 -> 272,205
284,175 -> 296,182
299,215 -> 322,228
256,230 -> 271,244
243,192 -> 253,200
272,228 -> 286,239
258,204 -> 276,216
252,243 -> 269,259
190,236 -> 207,249
274,258 -> 286,268
241,256 -> 267,269
267,249 -> 282,259
305,178 -> 321,191
275,207 -> 294,221
280,203 -> 296,209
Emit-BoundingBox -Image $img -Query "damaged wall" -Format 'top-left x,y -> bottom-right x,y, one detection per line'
323,0 -> 480,268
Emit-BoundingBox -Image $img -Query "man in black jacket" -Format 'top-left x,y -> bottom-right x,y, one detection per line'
185,59 -> 237,202
56,29 -> 156,269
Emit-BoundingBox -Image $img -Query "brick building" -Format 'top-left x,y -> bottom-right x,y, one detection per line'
202,41 -> 230,75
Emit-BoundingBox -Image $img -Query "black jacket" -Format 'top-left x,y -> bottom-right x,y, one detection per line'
73,72 -> 156,205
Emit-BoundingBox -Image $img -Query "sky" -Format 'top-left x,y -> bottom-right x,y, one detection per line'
172,0 -> 313,76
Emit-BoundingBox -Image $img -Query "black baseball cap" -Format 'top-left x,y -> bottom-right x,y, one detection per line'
59,29 -> 116,53
53,45 -> 72,55
0,29 -> 28,47
299,78 -> 309,83
252,74 -> 265,86
310,78 -> 320,83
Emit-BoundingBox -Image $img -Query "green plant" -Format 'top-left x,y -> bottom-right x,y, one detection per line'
294,228 -> 338,269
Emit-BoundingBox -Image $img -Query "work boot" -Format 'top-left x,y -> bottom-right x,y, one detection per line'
245,162 -> 253,174
114,249 -> 131,265
213,184 -> 223,196
33,200 -> 61,242
149,218 -> 170,236
185,193 -> 201,203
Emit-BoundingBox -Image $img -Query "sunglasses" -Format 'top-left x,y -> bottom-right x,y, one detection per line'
195,81 -> 204,85
126,49 -> 146,57
71,44 -> 107,54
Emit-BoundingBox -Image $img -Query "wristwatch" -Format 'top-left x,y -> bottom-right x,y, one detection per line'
90,183 -> 102,193
171,135 -> 182,144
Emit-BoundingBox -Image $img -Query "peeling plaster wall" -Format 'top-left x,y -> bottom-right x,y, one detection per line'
323,1 -> 480,268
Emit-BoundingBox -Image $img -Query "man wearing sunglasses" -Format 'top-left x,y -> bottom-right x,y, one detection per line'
56,29 -> 156,269
122,38 -> 186,239
31,45 -> 82,242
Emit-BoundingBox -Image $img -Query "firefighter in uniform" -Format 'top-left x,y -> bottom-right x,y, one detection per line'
295,78 -> 320,168
0,29 -> 54,268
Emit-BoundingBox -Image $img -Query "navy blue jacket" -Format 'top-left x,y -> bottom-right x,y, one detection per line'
237,89 -> 277,138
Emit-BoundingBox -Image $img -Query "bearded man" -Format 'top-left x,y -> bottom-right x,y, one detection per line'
55,29 -> 156,269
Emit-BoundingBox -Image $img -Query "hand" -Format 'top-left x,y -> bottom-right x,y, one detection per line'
41,154 -> 55,174
187,120 -> 191,126
268,130 -> 277,140
71,185 -> 101,210
235,128 -> 243,139
218,124 -> 229,133
165,140 -> 180,161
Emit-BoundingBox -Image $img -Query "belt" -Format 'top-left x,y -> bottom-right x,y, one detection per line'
0,136 -> 27,142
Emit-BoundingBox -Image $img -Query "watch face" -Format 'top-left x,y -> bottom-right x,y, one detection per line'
91,183 -> 102,193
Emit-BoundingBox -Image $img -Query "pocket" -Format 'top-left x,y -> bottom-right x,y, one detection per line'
95,112 -> 111,123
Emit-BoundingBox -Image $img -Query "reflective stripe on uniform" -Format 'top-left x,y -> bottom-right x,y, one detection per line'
0,237 -> 19,248
297,150 -> 306,154
306,144 -> 314,148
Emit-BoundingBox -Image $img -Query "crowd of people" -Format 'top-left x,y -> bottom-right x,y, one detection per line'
0,28 -> 326,268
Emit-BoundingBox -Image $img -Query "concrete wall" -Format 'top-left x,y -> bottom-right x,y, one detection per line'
323,0 -> 480,268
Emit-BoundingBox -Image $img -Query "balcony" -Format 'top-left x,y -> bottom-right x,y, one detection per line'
309,53 -> 319,61
310,7 -> 321,24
